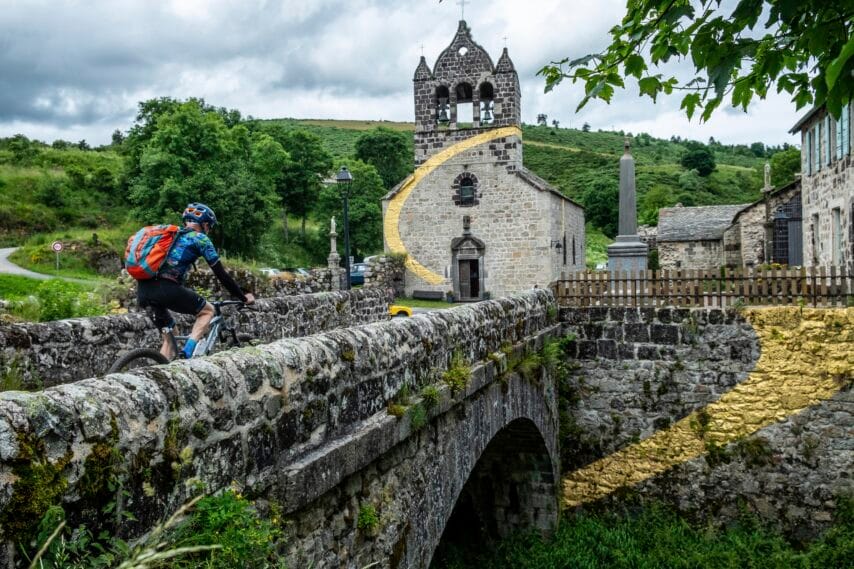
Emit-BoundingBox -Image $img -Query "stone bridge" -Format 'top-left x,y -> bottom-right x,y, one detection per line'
0,291 -> 560,568
0,290 -> 851,567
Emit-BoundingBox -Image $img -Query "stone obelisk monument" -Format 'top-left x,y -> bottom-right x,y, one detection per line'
607,138 -> 648,272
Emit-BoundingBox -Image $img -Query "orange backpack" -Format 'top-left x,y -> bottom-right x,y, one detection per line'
124,225 -> 182,280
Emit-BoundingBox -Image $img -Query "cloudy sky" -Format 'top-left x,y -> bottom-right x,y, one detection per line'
0,0 -> 803,147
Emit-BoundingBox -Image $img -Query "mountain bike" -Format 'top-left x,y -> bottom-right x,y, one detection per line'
108,300 -> 255,373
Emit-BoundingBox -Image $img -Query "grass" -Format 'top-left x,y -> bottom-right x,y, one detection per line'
0,275 -> 43,300
584,224 -> 612,269
394,296 -> 455,309
433,500 -> 854,569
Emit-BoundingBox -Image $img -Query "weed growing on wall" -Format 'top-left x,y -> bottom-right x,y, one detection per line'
442,351 -> 471,394
420,385 -> 441,409
357,504 -> 380,536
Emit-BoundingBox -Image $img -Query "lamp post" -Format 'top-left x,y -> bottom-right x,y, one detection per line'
336,166 -> 353,290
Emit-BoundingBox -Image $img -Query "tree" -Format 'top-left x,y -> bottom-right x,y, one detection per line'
8,134 -> 37,163
581,122 -> 591,132
538,1 -> 854,121
680,147 -> 716,177
111,129 -> 125,147
315,160 -> 386,259
537,113 -> 548,126
769,147 -> 801,187
354,127 -> 411,190
76,140 -> 90,151
276,130 -> 333,240
750,142 -> 766,158
128,100 -> 286,256
581,178 -> 619,238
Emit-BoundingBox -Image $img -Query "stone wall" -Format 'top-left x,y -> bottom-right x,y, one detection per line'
0,291 -> 556,567
558,305 -> 853,536
0,288 -> 393,389
658,239 -> 724,269
365,255 -> 406,297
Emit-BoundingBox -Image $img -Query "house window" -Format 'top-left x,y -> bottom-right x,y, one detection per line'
832,208 -> 843,266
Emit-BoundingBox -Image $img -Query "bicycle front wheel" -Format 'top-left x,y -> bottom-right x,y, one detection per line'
108,349 -> 170,374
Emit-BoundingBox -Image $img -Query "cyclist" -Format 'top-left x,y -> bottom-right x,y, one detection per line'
136,203 -> 255,359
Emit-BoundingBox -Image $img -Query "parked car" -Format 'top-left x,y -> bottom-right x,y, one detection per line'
350,263 -> 368,286
389,305 -> 412,318
282,267 -> 311,278
259,267 -> 280,277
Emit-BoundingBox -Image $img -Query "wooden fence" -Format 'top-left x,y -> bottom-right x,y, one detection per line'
550,267 -> 853,308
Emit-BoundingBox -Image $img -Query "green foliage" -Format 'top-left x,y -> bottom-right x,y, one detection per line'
770,148 -> 802,188
315,159 -> 387,259
170,488 -> 281,568
126,99 -> 283,256
433,500 -> 854,568
36,280 -> 84,321
357,504 -> 380,534
538,1 -> 854,120
355,126 -> 411,190
420,385 -> 441,409
408,403 -> 428,431
680,147 -> 716,177
581,179 -> 619,238
0,275 -> 42,300
442,351 -> 472,394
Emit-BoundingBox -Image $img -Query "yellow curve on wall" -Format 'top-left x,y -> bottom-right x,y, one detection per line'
563,307 -> 853,508
384,126 -> 523,285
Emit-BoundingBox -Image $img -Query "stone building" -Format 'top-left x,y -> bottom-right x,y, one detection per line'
657,204 -> 750,269
723,179 -> 802,268
789,103 -> 853,270
382,21 -> 585,300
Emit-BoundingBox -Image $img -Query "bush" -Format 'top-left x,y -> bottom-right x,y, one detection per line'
35,280 -> 79,321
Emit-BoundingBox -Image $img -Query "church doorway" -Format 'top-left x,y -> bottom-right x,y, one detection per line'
451,225 -> 486,302
458,259 -> 480,299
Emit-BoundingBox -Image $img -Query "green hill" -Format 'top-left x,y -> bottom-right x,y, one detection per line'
0,118 -> 777,274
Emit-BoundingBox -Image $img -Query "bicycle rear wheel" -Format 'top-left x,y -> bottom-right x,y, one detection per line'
108,349 -> 170,374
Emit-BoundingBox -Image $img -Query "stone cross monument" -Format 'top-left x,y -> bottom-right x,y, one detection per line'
327,217 -> 342,291
607,138 -> 648,272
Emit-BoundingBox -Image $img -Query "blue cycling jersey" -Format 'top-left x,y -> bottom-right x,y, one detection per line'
158,229 -> 220,283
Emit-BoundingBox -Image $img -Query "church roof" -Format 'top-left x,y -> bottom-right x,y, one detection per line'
414,56 -> 432,81
658,204 -> 751,242
495,47 -> 515,73
433,20 -> 495,78
516,168 -> 583,208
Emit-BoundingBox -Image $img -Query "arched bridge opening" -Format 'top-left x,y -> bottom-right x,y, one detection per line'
430,418 -> 558,567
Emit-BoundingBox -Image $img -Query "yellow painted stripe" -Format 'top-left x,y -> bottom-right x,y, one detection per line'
563,307 -> 853,507
384,126 -> 523,285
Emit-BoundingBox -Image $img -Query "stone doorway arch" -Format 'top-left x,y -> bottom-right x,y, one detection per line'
451,231 -> 486,301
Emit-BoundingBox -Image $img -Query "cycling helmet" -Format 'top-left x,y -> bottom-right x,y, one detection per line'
182,203 -> 217,227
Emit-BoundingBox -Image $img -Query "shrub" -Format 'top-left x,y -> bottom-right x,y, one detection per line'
442,351 -> 471,394
421,385 -> 441,409
35,280 -> 79,321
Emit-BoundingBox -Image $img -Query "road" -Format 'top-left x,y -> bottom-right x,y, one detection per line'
0,247 -> 50,280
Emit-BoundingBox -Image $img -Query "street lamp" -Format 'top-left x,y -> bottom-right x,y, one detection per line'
336,166 -> 353,290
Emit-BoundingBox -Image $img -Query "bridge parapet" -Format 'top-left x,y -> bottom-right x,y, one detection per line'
0,290 -> 558,567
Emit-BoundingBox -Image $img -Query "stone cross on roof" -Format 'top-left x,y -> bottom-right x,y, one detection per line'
456,0 -> 468,20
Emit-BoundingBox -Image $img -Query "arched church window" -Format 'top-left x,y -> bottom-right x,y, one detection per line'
453,172 -> 479,207
436,85 -> 450,125
455,82 -> 474,126
479,82 -> 494,124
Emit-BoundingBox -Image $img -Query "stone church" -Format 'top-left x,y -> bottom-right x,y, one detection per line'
382,21 -> 585,301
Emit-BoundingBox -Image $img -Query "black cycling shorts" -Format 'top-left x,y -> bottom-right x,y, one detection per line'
137,279 -> 207,328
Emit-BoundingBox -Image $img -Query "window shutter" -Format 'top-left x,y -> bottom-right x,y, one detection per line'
814,124 -> 820,172
804,130 -> 811,176
836,116 -> 843,159
844,104 -> 851,156
824,116 -> 832,165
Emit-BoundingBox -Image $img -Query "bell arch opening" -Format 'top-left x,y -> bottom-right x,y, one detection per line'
454,82 -> 475,126
429,418 -> 558,567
